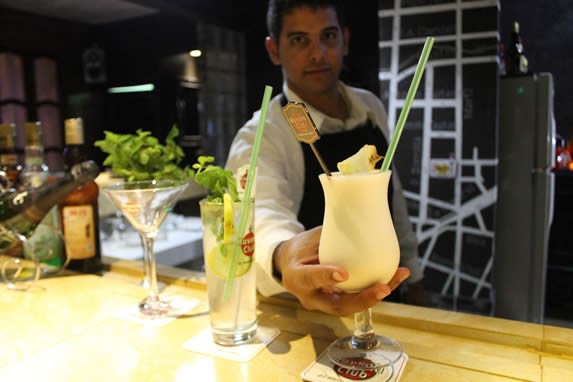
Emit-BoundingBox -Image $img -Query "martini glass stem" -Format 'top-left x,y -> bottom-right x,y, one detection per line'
140,232 -> 159,299
352,308 -> 377,350
140,235 -> 150,289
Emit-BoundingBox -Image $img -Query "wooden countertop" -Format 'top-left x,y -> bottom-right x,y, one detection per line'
1,259 -> 572,381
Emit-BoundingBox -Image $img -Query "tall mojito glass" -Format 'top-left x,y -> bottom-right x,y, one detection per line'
200,197 -> 257,346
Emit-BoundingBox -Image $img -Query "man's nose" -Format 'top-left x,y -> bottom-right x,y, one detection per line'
308,39 -> 327,62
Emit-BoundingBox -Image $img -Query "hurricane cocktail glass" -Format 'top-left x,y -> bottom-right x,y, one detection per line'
319,170 -> 402,373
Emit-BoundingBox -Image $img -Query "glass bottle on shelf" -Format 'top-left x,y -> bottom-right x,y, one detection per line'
58,118 -> 104,274
20,121 -> 49,189
0,123 -> 22,189
19,121 -> 63,268
506,21 -> 529,76
555,135 -> 571,170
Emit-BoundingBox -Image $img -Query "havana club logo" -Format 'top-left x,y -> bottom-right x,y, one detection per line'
241,232 -> 255,257
332,357 -> 377,380
240,170 -> 248,190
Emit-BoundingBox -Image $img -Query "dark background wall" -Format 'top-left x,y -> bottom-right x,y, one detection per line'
0,6 -> 201,165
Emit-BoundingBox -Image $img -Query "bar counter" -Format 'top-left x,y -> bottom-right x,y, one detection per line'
1,258 -> 572,381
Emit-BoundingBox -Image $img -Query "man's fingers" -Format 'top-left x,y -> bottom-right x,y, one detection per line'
288,265 -> 412,317
299,265 -> 348,290
308,287 -> 385,316
387,267 -> 410,291
306,268 -> 411,316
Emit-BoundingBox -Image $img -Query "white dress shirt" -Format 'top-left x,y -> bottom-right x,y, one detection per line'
226,82 -> 423,296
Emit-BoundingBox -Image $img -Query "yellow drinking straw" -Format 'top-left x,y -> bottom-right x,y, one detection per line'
224,85 -> 273,300
381,36 -> 435,171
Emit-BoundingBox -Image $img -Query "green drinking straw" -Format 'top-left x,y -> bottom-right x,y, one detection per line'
224,85 -> 273,300
381,36 -> 435,172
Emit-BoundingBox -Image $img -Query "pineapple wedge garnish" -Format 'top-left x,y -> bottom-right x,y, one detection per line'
337,144 -> 382,175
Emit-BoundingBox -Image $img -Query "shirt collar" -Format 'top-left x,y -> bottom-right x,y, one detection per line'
283,82 -> 375,134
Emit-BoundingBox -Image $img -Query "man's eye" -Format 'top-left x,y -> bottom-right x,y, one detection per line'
322,31 -> 339,47
289,36 -> 308,46
324,31 -> 338,40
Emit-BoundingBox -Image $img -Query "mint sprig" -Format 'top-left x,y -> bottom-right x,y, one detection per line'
94,126 -> 194,181
192,156 -> 238,202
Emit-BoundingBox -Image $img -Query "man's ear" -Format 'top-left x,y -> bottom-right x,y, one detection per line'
343,27 -> 350,56
265,36 -> 281,65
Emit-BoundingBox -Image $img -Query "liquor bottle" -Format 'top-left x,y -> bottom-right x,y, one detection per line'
58,118 -> 104,273
0,161 -> 100,252
19,121 -> 65,267
19,121 -> 49,189
555,135 -> 571,170
0,123 -> 22,189
506,21 -> 529,76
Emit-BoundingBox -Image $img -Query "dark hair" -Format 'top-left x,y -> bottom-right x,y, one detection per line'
266,0 -> 346,41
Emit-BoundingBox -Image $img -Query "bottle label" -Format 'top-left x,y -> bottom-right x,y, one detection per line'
64,118 -> 84,145
62,205 -> 96,259
0,154 -> 18,165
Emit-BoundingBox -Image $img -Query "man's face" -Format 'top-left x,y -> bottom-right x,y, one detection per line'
266,6 -> 349,99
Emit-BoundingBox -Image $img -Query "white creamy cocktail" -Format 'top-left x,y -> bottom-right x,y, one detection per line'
318,169 -> 403,372
318,170 -> 399,292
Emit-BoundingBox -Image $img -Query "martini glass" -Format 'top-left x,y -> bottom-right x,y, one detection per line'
319,170 -> 403,374
103,179 -> 188,317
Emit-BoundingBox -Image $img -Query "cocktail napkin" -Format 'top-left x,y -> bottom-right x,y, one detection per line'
301,350 -> 408,382
115,298 -> 199,327
182,326 -> 280,362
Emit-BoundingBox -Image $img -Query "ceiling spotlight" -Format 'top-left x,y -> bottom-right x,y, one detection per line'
189,50 -> 202,58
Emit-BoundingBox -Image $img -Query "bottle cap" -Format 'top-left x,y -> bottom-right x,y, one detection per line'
24,121 -> 42,146
64,118 -> 84,145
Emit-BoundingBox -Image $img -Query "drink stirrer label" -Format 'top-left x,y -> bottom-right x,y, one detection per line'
282,102 -> 331,176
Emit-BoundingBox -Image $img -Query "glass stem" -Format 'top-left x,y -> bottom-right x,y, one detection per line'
140,235 -> 150,289
352,308 -> 376,350
140,232 -> 159,298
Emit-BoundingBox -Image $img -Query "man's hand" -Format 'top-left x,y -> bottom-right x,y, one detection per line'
273,226 -> 411,316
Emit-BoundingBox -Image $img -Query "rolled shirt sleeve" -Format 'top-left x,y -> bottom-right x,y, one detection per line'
226,98 -> 305,296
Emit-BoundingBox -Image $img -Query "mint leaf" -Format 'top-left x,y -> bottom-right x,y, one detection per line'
94,126 -> 194,182
192,156 -> 238,202
95,129 -> 239,200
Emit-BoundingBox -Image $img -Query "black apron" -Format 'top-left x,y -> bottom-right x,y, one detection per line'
280,94 -> 394,229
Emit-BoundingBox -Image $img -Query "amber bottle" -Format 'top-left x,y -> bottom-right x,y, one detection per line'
59,118 -> 104,274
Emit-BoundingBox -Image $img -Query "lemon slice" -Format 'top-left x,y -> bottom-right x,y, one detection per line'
223,192 -> 234,244
206,193 -> 252,279
206,243 -> 252,279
